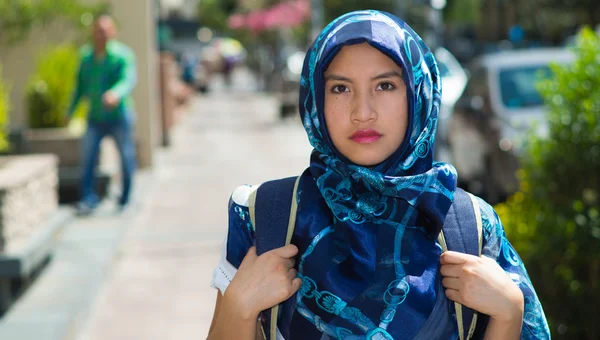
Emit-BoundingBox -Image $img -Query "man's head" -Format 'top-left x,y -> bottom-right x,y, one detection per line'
93,15 -> 117,51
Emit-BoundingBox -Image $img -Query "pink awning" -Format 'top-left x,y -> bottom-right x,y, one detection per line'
227,0 -> 310,32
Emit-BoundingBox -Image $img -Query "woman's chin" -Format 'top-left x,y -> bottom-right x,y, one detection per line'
347,155 -> 386,167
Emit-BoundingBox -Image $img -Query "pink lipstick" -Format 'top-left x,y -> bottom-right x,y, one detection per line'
350,129 -> 382,144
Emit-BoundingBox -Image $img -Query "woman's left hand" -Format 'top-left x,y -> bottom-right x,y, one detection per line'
440,251 -> 524,323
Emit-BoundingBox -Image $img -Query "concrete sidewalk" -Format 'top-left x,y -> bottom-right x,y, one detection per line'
74,80 -> 311,338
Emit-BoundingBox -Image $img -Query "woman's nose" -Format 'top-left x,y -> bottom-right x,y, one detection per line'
351,92 -> 377,123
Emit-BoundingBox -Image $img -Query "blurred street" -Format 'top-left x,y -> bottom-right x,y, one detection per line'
75,70 -> 311,340
0,1 -> 598,338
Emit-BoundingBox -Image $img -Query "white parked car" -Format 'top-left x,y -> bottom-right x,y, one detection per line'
448,48 -> 575,203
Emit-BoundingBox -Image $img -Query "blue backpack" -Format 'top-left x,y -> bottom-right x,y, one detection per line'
249,176 -> 489,340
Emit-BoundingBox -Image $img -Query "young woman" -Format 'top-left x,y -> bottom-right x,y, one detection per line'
208,10 -> 550,340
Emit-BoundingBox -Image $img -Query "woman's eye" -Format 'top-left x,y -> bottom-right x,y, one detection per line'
377,82 -> 396,91
331,85 -> 349,93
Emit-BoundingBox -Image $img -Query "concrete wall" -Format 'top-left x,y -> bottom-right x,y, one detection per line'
0,22 -> 79,129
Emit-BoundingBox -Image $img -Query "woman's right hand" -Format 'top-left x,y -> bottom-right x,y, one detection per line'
223,244 -> 302,321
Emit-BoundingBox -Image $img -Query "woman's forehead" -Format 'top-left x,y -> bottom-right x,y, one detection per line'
325,43 -> 403,74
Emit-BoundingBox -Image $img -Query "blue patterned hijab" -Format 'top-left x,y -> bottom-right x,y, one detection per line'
299,10 -> 457,236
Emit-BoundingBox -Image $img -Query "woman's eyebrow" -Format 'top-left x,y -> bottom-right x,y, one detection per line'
324,74 -> 353,83
372,70 -> 403,80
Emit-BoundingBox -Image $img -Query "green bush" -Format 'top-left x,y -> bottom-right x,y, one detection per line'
0,64 -> 10,151
27,44 -> 87,129
496,27 -> 600,339
0,1 -> 110,46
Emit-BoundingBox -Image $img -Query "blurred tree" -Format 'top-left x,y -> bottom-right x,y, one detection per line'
527,0 -> 600,18
512,0 -> 600,43
446,0 -> 480,24
443,0 -> 600,42
0,0 -> 109,46
495,27 -> 600,339
196,0 -> 287,34
197,0 -> 239,33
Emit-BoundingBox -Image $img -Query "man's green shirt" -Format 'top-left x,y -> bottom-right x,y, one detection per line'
69,40 -> 137,122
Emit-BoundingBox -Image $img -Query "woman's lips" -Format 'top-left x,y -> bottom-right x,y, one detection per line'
350,129 -> 382,144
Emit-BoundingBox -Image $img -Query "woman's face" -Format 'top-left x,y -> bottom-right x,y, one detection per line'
324,43 -> 409,167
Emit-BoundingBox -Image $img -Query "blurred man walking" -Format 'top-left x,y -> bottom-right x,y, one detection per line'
67,14 -> 137,215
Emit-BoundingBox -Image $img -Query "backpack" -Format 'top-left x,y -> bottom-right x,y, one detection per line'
249,176 -> 488,340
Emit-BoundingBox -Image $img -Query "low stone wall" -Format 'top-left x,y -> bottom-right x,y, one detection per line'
0,155 -> 58,253
25,128 -> 82,167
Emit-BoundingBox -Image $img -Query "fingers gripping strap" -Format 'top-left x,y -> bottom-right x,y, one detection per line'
248,177 -> 300,340
438,189 -> 483,340
437,231 -> 466,340
270,177 -> 300,340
